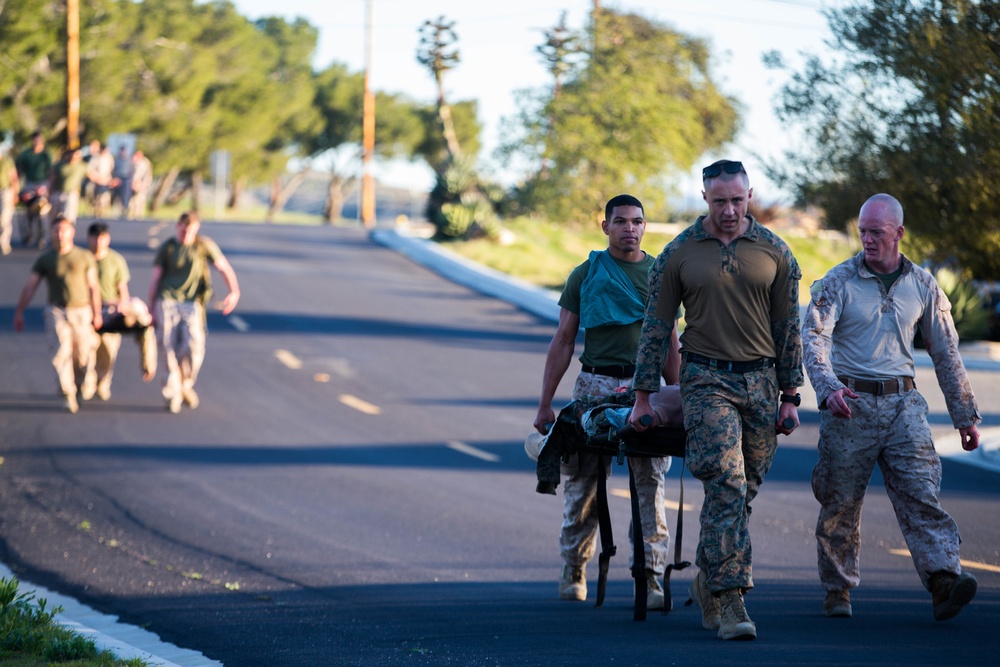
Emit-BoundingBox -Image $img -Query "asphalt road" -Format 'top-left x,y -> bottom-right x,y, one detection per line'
0,220 -> 997,666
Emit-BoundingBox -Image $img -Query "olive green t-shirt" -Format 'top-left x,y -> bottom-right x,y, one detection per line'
0,156 -> 15,189
96,249 -> 130,303
559,251 -> 654,367
16,149 -> 52,184
52,160 -> 88,193
31,246 -> 96,308
153,235 -> 223,303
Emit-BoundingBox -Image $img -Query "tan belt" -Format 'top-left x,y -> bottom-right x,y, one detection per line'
838,376 -> 915,396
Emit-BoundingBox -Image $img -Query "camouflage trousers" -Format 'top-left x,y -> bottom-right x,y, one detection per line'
43,305 -> 99,398
681,361 -> 779,593
155,299 -> 206,403
813,389 -> 961,591
560,372 -> 671,574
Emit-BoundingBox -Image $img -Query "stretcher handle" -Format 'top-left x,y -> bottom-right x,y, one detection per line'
616,413 -> 652,438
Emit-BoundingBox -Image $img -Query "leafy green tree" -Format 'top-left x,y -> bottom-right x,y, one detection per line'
1,0 -> 322,212
0,0 -> 87,141
300,63 -> 432,223
502,8 -> 739,224
767,0 -> 1000,279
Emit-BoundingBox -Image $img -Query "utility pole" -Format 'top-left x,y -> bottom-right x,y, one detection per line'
66,0 -> 80,149
361,0 -> 376,228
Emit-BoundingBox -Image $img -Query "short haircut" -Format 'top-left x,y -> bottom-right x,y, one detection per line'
605,194 -> 644,222
179,210 -> 200,225
87,221 -> 110,237
50,213 -> 71,227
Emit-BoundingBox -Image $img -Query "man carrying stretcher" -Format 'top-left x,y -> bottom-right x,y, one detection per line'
532,194 -> 680,610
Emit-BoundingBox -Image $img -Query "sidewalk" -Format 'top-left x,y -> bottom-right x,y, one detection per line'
371,225 -> 1000,475
0,562 -> 221,667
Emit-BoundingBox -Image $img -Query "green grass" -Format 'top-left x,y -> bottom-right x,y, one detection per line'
0,577 -> 147,667
442,217 -> 856,301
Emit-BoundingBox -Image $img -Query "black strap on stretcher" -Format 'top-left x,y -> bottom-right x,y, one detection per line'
590,423 -> 688,621
595,453 -> 615,608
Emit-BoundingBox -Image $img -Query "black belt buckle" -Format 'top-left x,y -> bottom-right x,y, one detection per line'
718,360 -> 733,372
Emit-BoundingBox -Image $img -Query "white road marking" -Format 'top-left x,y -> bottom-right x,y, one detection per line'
447,441 -> 499,462
228,315 -> 250,332
274,349 -> 303,369
889,548 -> 1000,574
339,394 -> 381,415
611,488 -> 693,512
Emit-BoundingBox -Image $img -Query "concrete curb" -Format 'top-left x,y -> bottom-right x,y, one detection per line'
0,563 -> 222,667
371,226 -> 1000,475
371,227 -> 562,323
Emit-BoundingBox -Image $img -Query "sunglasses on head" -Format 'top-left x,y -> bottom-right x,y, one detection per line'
702,161 -> 745,179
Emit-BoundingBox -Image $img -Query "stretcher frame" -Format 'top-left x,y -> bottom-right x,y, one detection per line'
535,398 -> 688,621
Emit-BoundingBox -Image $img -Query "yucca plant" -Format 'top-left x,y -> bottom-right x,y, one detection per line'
914,268 -> 990,347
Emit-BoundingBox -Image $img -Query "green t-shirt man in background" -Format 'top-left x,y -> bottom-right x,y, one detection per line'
13,215 -> 102,413
148,210 -> 240,414
87,221 -> 157,401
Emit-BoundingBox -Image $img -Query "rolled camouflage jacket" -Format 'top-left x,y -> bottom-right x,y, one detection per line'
803,252 -> 980,429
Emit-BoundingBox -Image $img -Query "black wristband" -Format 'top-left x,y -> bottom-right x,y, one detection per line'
780,393 -> 801,406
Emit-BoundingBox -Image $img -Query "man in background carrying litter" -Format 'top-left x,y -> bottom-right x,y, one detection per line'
148,211 -> 240,414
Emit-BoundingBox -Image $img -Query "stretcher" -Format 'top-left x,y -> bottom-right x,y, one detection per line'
532,388 -> 689,621
96,299 -> 158,381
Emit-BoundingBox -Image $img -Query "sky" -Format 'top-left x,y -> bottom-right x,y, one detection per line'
231,0 -> 845,207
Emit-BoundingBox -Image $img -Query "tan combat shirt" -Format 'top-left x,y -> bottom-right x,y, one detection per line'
802,253 -> 980,429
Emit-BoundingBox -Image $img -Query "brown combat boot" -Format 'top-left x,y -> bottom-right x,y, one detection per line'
559,564 -> 586,601
931,571 -> 977,621
717,588 -> 756,640
646,570 -> 665,611
824,589 -> 852,618
687,569 -> 721,629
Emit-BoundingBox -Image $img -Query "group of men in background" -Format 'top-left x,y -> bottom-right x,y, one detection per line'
12,211 -> 239,416
0,132 -> 154,254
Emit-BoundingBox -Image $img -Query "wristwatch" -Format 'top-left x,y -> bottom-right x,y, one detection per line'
780,393 -> 801,406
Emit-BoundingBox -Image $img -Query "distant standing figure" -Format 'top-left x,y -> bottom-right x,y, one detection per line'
149,211 -> 240,414
14,132 -> 53,248
87,145 -> 114,218
0,149 -> 19,255
802,193 -> 981,622
13,215 -> 102,414
128,150 -> 153,220
50,147 -> 88,224
112,146 -> 135,218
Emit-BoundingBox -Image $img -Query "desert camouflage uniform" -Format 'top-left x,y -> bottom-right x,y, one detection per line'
803,253 -> 980,591
634,215 -> 803,592
561,371 -> 671,575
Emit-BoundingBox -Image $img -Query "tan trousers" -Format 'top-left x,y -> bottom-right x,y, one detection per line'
0,187 -> 13,253
95,332 -> 123,394
44,305 -> 99,398
51,190 -> 81,223
155,299 -> 205,402
96,299 -> 158,393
